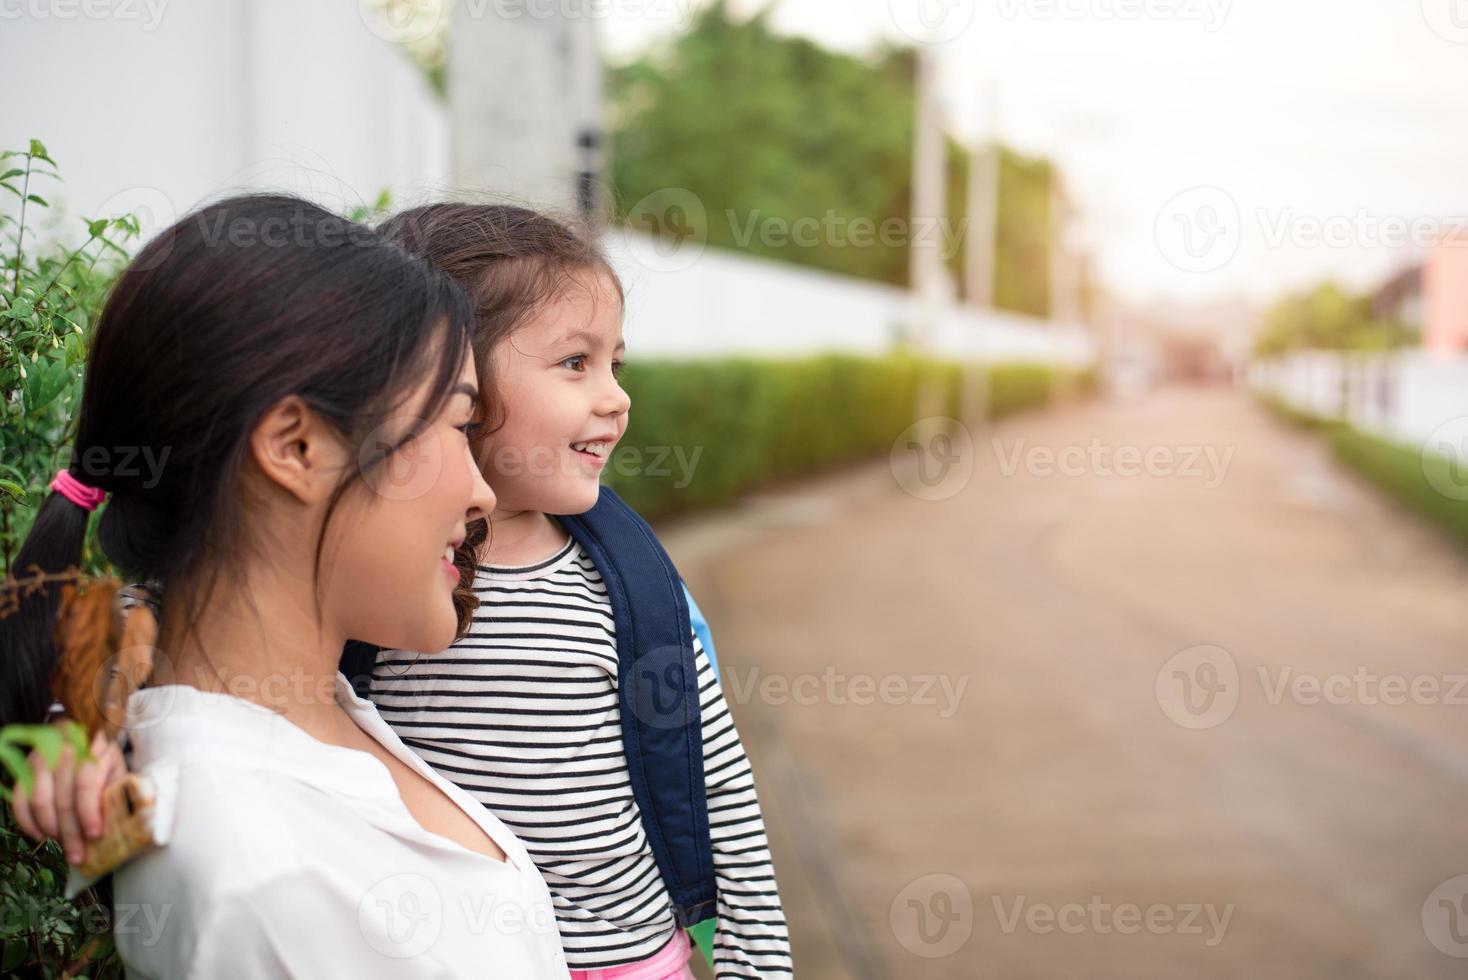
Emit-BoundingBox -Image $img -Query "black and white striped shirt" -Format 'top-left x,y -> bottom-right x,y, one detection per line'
369,536 -> 792,976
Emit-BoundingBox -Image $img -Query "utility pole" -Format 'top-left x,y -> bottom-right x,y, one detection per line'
908,44 -> 955,431
908,44 -> 947,340
960,79 -> 1001,427
1049,176 -> 1078,324
963,81 -> 999,312
449,3 -> 606,223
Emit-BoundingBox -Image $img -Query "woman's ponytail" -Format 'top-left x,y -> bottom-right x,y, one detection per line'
1,481 -> 101,726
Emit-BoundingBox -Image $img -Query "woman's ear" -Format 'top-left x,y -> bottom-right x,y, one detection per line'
249,395 -> 347,506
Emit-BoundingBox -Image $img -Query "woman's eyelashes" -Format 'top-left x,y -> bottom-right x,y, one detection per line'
456,420 -> 482,438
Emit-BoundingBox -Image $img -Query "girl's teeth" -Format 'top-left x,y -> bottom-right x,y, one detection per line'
573,442 -> 606,457
444,546 -> 454,562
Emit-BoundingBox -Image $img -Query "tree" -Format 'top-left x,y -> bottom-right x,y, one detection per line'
609,1 -> 1056,316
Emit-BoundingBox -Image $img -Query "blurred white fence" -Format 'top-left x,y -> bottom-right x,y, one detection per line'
606,231 -> 1096,365
1250,351 -> 1468,444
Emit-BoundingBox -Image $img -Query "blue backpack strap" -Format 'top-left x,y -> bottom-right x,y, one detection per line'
556,487 -> 718,927
682,584 -> 720,684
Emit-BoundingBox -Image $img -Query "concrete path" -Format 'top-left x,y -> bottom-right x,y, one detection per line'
659,386 -> 1468,979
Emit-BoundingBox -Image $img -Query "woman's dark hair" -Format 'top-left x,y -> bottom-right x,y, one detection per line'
0,194 -> 473,726
377,202 -> 622,621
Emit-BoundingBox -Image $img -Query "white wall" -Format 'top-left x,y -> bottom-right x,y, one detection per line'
1,0 -> 448,241
606,230 -> 1095,364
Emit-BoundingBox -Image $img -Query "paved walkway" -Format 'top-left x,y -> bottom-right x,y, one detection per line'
660,386 -> 1468,979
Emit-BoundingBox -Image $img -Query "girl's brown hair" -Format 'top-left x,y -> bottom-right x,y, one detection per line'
377,203 -> 622,633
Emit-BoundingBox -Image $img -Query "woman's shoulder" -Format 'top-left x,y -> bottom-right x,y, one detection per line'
117,764 -> 322,898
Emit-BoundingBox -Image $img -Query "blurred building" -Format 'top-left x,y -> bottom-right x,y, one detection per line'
1371,262 -> 1424,336
1422,233 -> 1468,354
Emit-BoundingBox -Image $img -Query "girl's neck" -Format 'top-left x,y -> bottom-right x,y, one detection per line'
480,508 -> 568,567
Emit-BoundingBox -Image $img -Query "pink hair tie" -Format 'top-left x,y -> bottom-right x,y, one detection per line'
50,470 -> 108,512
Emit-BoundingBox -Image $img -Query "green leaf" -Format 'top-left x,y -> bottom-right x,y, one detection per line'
28,139 -> 51,162
0,725 -> 65,769
25,195 -> 48,208
0,741 -> 30,791
0,479 -> 25,501
1,936 -> 26,972
56,720 -> 89,759
0,169 -> 23,182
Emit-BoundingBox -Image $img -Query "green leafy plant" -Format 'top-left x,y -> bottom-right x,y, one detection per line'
2,139 -> 141,574
2,139 -> 133,980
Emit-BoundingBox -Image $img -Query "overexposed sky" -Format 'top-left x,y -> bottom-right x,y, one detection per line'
600,0 -> 1468,306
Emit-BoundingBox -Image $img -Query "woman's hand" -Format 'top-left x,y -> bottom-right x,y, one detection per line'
10,730 -> 127,865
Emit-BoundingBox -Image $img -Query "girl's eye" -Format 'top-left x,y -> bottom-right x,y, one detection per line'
456,422 -> 482,438
611,360 -> 625,380
560,355 -> 588,372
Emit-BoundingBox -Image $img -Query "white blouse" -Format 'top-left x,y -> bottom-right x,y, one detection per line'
111,674 -> 570,979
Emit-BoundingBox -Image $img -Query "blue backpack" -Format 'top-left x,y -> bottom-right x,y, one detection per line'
338,485 -> 718,927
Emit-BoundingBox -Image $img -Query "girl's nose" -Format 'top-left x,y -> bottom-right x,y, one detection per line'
599,375 -> 632,418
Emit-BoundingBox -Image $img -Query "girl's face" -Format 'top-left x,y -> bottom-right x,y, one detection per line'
479,271 -> 630,517
328,348 -> 495,653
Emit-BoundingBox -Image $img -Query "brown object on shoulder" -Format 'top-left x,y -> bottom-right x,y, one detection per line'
47,576 -> 163,874
50,577 -> 158,741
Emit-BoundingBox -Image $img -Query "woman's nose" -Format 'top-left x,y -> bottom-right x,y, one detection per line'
465,444 -> 496,520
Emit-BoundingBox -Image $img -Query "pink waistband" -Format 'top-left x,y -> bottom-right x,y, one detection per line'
568,929 -> 692,980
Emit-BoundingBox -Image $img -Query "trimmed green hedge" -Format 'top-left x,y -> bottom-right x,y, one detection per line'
1327,426 -> 1468,548
604,355 -> 1088,516
1257,393 -> 1468,549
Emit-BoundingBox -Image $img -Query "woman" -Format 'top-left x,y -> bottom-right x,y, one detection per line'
1,196 -> 569,977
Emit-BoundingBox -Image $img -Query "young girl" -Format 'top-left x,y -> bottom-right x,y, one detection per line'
358,203 -> 793,978
4,196 -> 568,977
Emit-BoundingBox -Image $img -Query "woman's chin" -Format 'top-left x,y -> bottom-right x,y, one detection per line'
405,602 -> 459,655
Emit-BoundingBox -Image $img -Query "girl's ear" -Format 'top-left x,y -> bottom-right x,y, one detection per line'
249,395 -> 347,506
